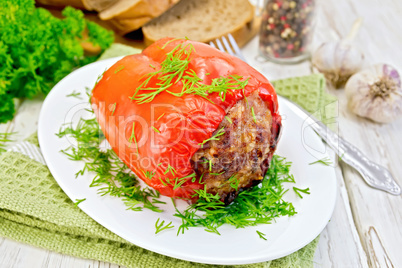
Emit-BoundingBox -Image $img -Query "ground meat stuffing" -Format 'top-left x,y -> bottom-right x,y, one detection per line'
191,90 -> 280,204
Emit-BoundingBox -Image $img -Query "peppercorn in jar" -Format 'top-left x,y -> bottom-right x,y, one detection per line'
259,0 -> 315,63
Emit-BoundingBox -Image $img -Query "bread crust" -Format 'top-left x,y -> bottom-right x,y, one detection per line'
142,0 -> 258,47
103,0 -> 180,34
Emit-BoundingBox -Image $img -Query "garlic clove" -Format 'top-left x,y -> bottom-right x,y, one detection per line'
312,40 -> 364,88
345,64 -> 402,123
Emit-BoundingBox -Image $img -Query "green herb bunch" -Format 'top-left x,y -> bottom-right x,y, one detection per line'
0,0 -> 114,123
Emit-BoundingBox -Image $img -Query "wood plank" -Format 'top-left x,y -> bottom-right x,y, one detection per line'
317,0 -> 402,266
314,167 -> 369,267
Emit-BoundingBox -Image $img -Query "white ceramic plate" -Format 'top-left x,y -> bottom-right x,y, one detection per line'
38,57 -> 337,265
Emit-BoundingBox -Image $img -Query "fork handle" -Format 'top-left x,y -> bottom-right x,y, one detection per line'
340,138 -> 401,195
312,120 -> 401,195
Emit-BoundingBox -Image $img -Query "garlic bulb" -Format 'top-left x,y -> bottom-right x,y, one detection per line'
345,64 -> 402,123
312,41 -> 364,88
312,18 -> 364,88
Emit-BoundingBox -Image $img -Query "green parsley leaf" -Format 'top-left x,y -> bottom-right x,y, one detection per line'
0,0 -> 113,123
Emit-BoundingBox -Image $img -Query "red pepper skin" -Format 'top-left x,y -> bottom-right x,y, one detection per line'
91,38 -> 281,200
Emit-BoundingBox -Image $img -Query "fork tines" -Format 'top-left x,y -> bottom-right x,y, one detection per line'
209,34 -> 247,62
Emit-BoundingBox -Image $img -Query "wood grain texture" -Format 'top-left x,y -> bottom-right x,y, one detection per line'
1,0 -> 402,267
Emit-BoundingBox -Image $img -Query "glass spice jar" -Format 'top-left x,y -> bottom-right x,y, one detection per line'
259,0 -> 315,64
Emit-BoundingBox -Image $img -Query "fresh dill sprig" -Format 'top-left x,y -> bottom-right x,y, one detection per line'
143,170 -> 156,179
251,107 -> 257,123
128,122 -> 139,156
228,175 -> 240,190
110,103 -> 117,115
163,164 -> 176,176
200,158 -> 213,172
198,128 -> 225,147
309,157 -> 332,166
66,90 -> 82,99
156,113 -> 165,122
172,176 -> 189,190
74,198 -> 86,207
256,230 -> 267,241
155,218 -> 175,234
114,65 -> 125,74
210,171 -> 225,176
293,187 -> 310,199
94,73 -> 103,86
225,116 -> 233,124
152,126 -> 161,133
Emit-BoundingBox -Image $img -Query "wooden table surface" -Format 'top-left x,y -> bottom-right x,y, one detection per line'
1,0 -> 401,267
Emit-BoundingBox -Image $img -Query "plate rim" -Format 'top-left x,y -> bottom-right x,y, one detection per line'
38,57 -> 337,265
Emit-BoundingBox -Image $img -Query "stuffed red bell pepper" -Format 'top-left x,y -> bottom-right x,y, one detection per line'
91,38 -> 281,204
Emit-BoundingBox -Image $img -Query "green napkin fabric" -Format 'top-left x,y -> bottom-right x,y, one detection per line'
0,43 -> 336,268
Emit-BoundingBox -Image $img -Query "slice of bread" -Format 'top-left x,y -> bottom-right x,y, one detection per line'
142,0 -> 257,47
37,0 -> 181,35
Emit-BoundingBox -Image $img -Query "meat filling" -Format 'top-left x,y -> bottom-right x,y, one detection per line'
191,91 -> 280,204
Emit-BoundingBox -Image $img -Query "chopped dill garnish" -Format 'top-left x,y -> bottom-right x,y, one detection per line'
74,198 -> 86,207
293,187 -> 310,199
58,113 -> 298,233
94,73 -> 103,86
198,128 -> 225,147
110,103 -> 117,115
114,65 -> 125,74
228,175 -> 240,190
57,116 -> 162,212
251,107 -> 257,123
163,164 -> 176,176
210,171 -> 225,176
152,126 -> 160,133
309,157 -> 332,166
66,90 -> 82,99
200,158 -> 213,171
128,122 -> 139,155
58,84 -> 298,235
143,170 -> 156,179
225,116 -> 233,124
156,113 -> 165,122
129,42 -> 248,105
256,230 -> 267,241
0,132 -> 13,153
174,155 -> 297,235
149,64 -> 156,69
155,218 -> 174,234
172,177 -> 188,190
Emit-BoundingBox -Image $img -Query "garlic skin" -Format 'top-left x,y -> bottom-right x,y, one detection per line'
312,41 -> 364,88
345,64 -> 402,123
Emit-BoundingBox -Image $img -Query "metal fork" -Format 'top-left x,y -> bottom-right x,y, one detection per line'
209,35 -> 401,195
209,34 -> 247,62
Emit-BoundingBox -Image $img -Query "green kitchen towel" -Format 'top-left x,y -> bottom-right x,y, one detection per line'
0,43 -> 336,268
